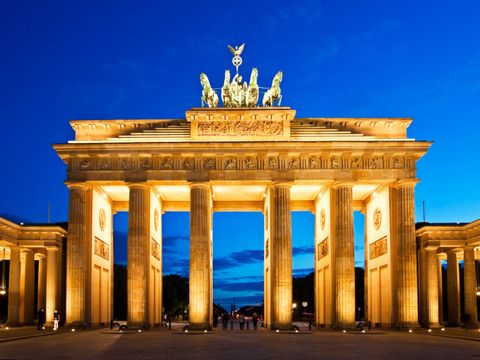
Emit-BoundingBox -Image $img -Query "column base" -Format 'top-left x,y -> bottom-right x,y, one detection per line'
5,322 -> 22,328
394,322 -> 421,329
187,323 -> 212,331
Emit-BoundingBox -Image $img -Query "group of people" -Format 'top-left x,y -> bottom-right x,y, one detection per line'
37,308 -> 60,331
220,312 -> 260,330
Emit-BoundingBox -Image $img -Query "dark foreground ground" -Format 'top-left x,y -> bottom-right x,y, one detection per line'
0,325 -> 479,360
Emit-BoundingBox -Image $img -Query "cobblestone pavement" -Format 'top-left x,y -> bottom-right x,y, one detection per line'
0,327 -> 479,360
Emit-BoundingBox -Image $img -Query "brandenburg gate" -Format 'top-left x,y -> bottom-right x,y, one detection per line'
53,46 -> 431,330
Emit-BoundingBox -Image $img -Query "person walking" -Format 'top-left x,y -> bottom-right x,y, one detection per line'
53,310 -> 60,331
239,314 -> 245,330
37,308 -> 45,330
252,313 -> 259,330
222,312 -> 229,330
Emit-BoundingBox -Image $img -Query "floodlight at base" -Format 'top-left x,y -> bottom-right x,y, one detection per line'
295,329 -> 299,333
408,329 -> 412,333
427,329 -> 432,333
342,330 -> 346,333
5,327 -> 9,330
71,328 -> 75,332
184,330 -> 188,333
361,330 -> 365,333
42,326 -> 45,330
138,329 -> 142,333
275,329 -> 279,333
203,330 -> 208,333
441,328 -> 445,331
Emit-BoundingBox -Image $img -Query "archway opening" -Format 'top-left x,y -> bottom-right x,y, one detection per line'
212,212 -> 264,322
113,212 -> 128,321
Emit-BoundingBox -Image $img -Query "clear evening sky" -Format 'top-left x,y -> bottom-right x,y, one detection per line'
1,1 -> 479,306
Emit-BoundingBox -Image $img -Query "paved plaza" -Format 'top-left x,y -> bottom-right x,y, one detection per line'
0,326 -> 479,360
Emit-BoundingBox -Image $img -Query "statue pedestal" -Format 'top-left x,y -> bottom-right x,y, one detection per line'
186,107 -> 296,142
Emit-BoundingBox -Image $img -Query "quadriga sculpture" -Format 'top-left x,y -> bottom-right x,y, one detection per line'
262,71 -> 283,107
200,73 -> 219,108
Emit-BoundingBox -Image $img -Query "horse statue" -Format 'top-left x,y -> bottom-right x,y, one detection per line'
245,68 -> 259,107
200,73 -> 219,108
262,71 -> 283,107
221,70 -> 233,107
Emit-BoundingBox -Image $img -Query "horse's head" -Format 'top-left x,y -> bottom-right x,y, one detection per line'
274,71 -> 283,84
250,68 -> 258,84
200,73 -> 209,88
223,70 -> 230,84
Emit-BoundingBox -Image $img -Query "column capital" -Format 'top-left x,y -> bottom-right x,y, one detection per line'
66,182 -> 91,190
393,179 -> 419,188
127,182 -> 150,190
20,248 -> 33,254
188,182 -> 211,190
331,181 -> 355,189
270,181 -> 292,189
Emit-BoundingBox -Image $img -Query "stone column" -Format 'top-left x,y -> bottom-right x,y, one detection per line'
189,183 -> 212,330
66,184 -> 91,326
425,249 -> 440,327
270,183 -> 292,330
37,255 -> 46,312
46,248 -> 60,324
437,255 -> 444,324
418,249 -> 428,327
21,250 -> 35,324
446,250 -> 460,326
127,184 -> 150,328
392,181 -> 419,327
7,246 -> 21,326
331,183 -> 355,328
463,247 -> 478,327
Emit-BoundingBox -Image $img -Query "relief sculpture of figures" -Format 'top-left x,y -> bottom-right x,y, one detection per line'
200,73 -> 218,108
263,71 -> 283,107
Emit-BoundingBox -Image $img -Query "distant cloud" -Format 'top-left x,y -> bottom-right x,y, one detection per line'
354,245 -> 364,251
293,267 -> 314,277
292,246 -> 313,256
214,279 -> 264,292
214,249 -> 264,271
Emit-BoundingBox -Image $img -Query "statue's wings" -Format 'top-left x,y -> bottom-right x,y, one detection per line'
238,43 -> 245,54
228,45 -> 236,55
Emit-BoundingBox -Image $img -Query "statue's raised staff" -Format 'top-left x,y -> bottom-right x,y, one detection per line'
200,73 -> 218,108
246,68 -> 259,107
262,71 -> 283,107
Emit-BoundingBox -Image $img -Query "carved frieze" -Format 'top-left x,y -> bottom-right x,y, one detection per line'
373,207 -> 382,230
94,237 -> 109,260
317,237 -> 329,260
197,120 -> 283,137
72,153 -> 413,173
369,236 -> 387,260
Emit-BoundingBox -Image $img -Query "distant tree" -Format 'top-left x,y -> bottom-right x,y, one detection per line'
163,274 -> 189,317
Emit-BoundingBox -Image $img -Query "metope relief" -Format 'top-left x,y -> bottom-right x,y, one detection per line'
369,236 -> 387,260
94,237 -> 110,260
151,238 -> 161,260
317,237 -> 329,260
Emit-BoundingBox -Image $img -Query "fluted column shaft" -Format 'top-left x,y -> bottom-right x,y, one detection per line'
437,255 -> 443,324
46,248 -> 60,323
66,184 -> 91,325
21,250 -> 35,324
331,184 -> 355,327
418,249 -> 428,327
446,250 -> 460,326
189,183 -> 212,330
37,256 -> 46,312
393,183 -> 419,327
127,184 -> 150,328
7,246 -> 21,326
463,247 -> 478,326
270,184 -> 292,329
425,249 -> 440,327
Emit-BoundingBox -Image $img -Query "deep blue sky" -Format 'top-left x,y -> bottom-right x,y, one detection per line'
1,1 -> 479,305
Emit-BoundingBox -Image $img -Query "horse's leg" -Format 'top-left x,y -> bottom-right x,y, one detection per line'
278,95 -> 282,106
